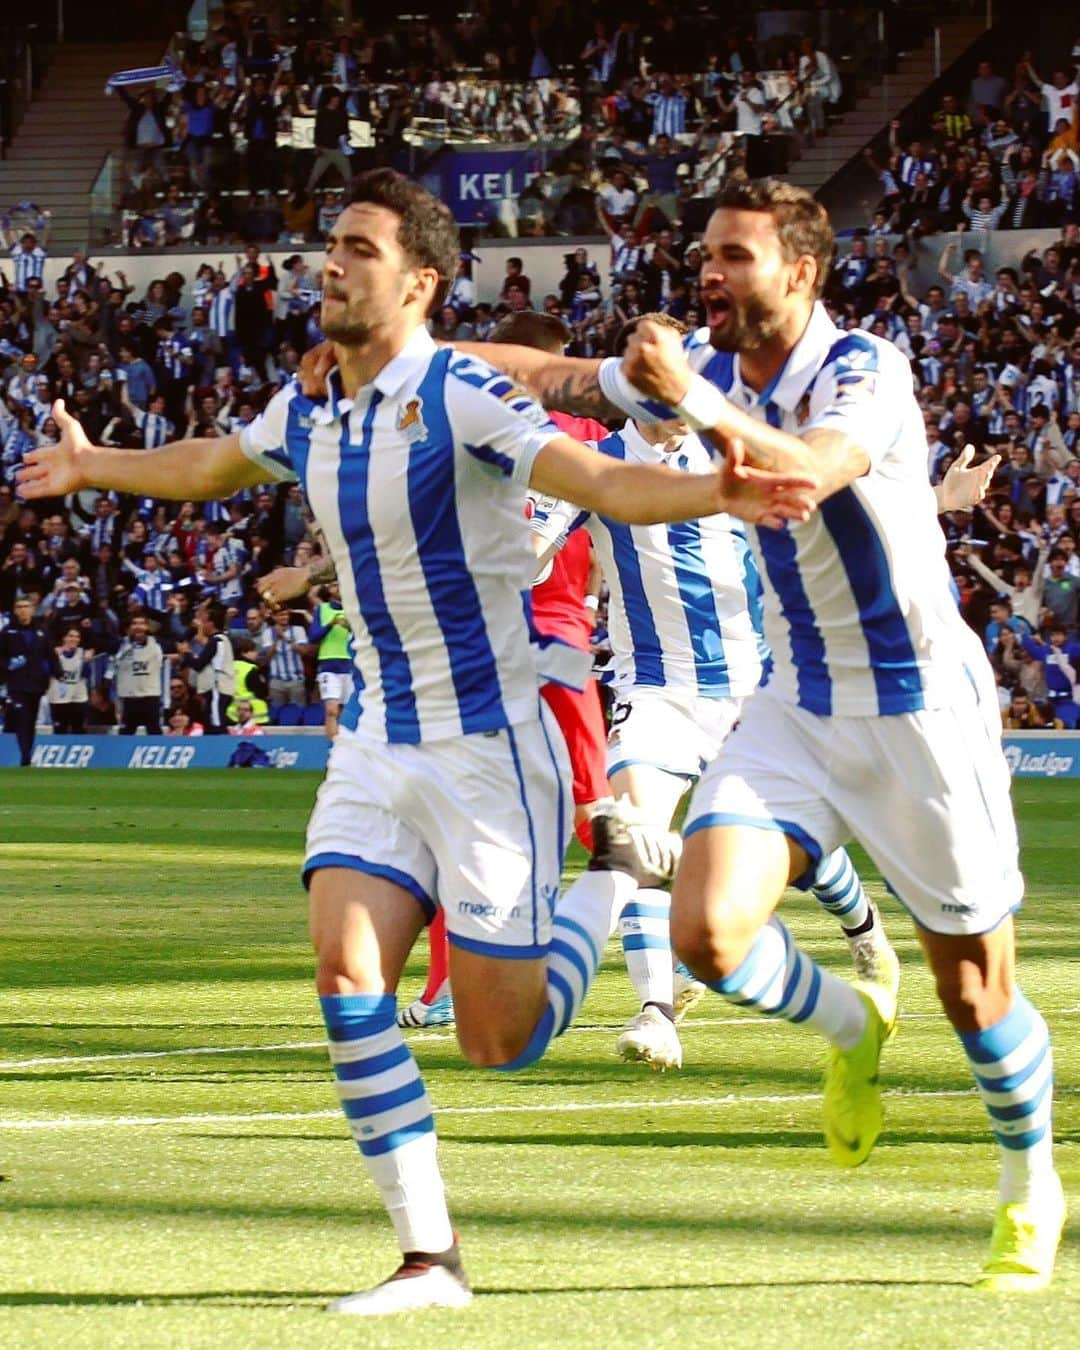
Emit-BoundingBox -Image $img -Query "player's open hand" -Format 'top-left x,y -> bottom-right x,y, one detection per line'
938,444 -> 1000,512
715,436 -> 820,528
299,341 -> 335,400
259,566 -> 311,607
623,319 -> 693,406
16,400 -> 91,499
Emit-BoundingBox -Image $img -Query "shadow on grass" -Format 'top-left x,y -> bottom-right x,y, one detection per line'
2,1196 -> 1006,1243
184,1125 -> 1079,1150
1,1275 -> 974,1309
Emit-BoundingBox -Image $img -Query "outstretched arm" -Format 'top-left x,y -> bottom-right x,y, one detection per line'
298,338 -> 623,420
529,433 -> 818,529
17,400 -> 268,502
450,341 -> 624,420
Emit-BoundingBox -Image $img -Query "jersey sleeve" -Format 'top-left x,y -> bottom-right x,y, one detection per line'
237,383 -> 300,482
445,353 -> 564,486
527,489 -> 589,551
803,332 -> 903,467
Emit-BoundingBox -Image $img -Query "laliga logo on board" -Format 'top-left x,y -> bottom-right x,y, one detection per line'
1003,744 -> 1022,773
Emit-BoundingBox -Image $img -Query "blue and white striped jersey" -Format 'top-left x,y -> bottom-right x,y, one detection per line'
268,624 -> 307,682
238,326 -> 563,742
599,303 -> 973,717
208,288 -> 236,338
133,408 -> 174,448
156,333 -> 192,382
530,421 -> 766,700
128,565 -> 170,610
208,536 -> 247,603
648,91 -> 688,139
10,244 -> 46,290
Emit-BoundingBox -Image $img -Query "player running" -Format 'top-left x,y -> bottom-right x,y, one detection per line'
529,351 -> 900,1071
17,171 -> 818,1316
468,179 -> 1064,1292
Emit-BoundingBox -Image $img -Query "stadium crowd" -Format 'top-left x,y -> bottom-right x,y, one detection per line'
104,5 -> 845,245
4,161 -> 1080,747
863,43 -> 1080,234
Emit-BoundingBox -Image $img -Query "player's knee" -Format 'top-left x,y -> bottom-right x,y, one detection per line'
455,1020 -> 535,1069
314,953 -> 379,997
932,961 -> 1013,1033
671,907 -> 758,983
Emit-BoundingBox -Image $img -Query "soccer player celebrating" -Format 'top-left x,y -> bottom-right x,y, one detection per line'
18,171 -> 817,1316
470,179 -> 1064,1293
529,322 -> 899,1073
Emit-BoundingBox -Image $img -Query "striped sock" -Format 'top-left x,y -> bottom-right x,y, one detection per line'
810,848 -> 871,934
619,888 -> 674,1010
497,870 -> 638,1071
710,916 -> 867,1048
958,990 -> 1056,1204
320,993 -> 453,1253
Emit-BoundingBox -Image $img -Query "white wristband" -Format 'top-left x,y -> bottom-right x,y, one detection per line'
597,357 -> 674,424
584,593 -> 599,612
673,373 -> 729,433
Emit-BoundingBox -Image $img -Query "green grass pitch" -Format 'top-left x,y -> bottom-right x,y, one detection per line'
0,770 -> 1077,1349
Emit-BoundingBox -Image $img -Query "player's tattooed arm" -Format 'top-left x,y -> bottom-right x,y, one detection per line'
307,553 -> 337,585
259,553 -> 336,606
451,341 -> 624,420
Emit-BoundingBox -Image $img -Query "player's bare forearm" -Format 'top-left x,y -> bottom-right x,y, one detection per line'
18,416 -> 266,502
530,435 -> 817,528
308,553 -> 337,585
259,553 -> 336,606
704,417 -> 869,502
536,454 -> 724,524
453,341 -> 621,419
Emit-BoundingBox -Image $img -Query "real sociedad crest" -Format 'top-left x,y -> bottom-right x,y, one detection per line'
396,397 -> 428,442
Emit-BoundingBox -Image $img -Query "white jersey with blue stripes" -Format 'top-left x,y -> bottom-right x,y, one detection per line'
530,420 -> 767,700
602,303 -> 972,717
238,326 -> 562,743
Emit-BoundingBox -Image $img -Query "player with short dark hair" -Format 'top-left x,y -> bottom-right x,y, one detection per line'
19,169 -> 815,1316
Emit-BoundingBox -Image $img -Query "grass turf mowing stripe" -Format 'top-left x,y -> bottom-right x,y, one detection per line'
9,1010 -> 1074,1071
9,1084 -> 1079,1130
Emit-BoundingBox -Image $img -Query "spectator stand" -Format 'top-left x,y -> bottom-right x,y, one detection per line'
78,3 -> 913,251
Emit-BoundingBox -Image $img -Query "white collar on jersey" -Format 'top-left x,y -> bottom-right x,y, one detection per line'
620,418 -> 709,465
728,301 -> 840,413
313,326 -> 439,425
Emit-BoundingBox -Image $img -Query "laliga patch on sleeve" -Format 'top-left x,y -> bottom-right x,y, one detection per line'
834,372 -> 876,403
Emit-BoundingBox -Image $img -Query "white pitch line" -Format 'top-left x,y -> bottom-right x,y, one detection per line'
2,1007 -> 1077,1071
0,1087 -> 984,1131
0,1019 -> 769,1070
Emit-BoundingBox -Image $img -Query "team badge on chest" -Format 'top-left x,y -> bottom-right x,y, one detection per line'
396,397 -> 428,442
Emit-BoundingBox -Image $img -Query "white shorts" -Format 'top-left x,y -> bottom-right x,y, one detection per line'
317,670 -> 352,705
683,681 -> 1023,936
304,709 -> 572,959
607,687 -> 744,781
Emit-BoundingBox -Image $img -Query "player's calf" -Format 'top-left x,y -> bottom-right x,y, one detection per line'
920,924 -> 1063,1289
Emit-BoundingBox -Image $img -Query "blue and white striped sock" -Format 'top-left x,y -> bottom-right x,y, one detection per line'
958,991 -> 1056,1204
811,848 -> 871,934
619,888 -> 674,1010
497,870 -> 638,1071
710,915 -> 867,1048
320,993 -> 454,1253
